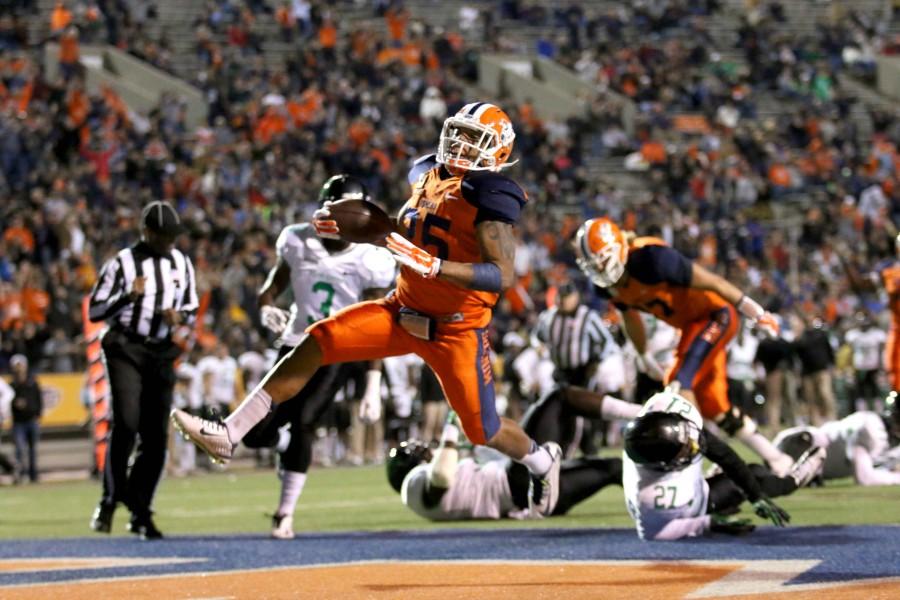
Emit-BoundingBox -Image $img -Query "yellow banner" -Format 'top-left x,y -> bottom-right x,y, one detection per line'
2,373 -> 89,429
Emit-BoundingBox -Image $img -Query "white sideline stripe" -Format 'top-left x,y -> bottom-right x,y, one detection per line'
0,557 -> 205,574
3,558 -> 897,595
686,559 -> 900,598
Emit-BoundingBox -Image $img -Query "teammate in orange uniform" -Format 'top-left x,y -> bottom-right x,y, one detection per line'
574,218 -> 794,474
172,102 -> 564,515
843,233 -> 900,392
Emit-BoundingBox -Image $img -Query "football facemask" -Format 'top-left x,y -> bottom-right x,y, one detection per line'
575,218 -> 628,288
436,103 -> 516,173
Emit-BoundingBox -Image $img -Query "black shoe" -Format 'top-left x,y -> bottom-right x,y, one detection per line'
90,503 -> 115,534
128,515 -> 163,540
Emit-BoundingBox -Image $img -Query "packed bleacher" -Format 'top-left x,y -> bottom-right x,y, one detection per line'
2,0 -> 900,449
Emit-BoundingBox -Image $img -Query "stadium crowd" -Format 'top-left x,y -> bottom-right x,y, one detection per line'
2,0 -> 900,472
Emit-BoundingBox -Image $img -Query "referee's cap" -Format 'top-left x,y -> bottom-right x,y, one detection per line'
141,201 -> 183,236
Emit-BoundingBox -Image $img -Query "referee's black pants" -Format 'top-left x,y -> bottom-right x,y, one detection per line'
100,329 -> 178,518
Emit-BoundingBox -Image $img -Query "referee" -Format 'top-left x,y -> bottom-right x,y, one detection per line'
531,281 -> 618,387
88,201 -> 198,539
531,280 -> 622,454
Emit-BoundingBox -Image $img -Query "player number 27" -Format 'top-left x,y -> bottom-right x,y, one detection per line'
307,281 -> 336,325
653,485 -> 677,509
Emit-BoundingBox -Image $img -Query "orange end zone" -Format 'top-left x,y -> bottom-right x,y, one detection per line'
4,561 -> 900,600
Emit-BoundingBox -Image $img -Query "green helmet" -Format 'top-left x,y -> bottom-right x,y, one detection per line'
386,441 -> 432,493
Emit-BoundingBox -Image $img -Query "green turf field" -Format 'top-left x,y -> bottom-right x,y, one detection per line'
3,463 -> 900,539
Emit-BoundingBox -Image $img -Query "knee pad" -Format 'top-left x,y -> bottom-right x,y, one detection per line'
715,406 -> 756,437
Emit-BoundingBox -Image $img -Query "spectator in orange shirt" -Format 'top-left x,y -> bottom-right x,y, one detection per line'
385,2 -> 409,43
50,1 -> 73,36
58,26 -> 80,81
276,2 -> 296,42
3,216 -> 34,259
318,17 -> 337,62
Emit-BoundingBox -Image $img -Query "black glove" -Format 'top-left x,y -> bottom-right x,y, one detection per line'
710,514 -> 756,536
752,496 -> 790,527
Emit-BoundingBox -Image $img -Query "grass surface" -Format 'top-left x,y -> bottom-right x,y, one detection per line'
3,462 -> 900,539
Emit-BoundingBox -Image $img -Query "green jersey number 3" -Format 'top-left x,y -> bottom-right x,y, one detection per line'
307,281 -> 336,324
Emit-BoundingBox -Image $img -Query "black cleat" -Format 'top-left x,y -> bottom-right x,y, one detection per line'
90,503 -> 115,534
128,515 -> 164,540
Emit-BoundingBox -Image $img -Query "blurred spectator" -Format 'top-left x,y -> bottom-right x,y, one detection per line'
755,318 -> 796,429
197,345 -> 241,418
0,376 -> 16,481
10,354 -> 41,483
727,321 -> 761,420
845,311 -> 887,412
50,1 -> 72,36
793,315 -> 837,425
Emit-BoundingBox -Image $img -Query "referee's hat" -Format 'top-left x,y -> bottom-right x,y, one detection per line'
141,201 -> 184,236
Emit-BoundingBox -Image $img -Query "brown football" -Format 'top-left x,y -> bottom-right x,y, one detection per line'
327,198 -> 394,246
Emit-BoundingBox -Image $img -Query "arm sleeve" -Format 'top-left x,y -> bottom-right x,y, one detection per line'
179,255 -> 200,326
653,515 -> 712,541
627,246 -> 693,286
852,446 -> 900,485
88,256 -> 131,322
531,311 -> 550,346
460,172 -> 527,225
703,430 -> 764,502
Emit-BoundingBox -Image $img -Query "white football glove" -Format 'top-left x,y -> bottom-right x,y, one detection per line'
312,201 -> 340,239
385,232 -> 441,279
358,370 -> 383,425
637,351 -> 666,381
260,305 -> 291,334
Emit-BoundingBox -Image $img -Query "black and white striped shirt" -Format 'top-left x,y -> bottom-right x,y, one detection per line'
532,305 -> 617,372
89,243 -> 199,340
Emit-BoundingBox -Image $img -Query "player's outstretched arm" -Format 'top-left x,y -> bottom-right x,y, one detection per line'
690,263 -> 779,337
258,258 -> 292,334
386,220 -> 516,292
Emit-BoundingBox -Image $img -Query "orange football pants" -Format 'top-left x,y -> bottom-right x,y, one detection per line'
307,296 -> 500,444
665,305 -> 738,420
886,326 -> 900,391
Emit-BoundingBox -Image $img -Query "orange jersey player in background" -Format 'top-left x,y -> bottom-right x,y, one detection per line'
881,236 -> 900,392
843,232 -> 900,392
172,102 -> 565,517
574,218 -> 795,475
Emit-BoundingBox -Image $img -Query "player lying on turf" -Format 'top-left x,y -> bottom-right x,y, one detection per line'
387,386 -> 642,521
774,392 -> 900,486
173,102 -> 566,516
623,389 -> 825,541
575,217 -> 795,475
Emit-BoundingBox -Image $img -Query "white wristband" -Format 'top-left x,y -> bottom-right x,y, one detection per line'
736,295 -> 765,321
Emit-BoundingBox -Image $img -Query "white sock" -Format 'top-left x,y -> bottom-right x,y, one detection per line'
600,395 -> 642,420
441,423 -> 460,445
519,440 -> 552,476
225,388 -> 272,444
277,470 -> 307,517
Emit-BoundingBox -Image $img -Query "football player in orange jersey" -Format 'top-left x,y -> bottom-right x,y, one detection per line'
842,233 -> 900,393
173,102 -> 565,515
574,217 -> 795,475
